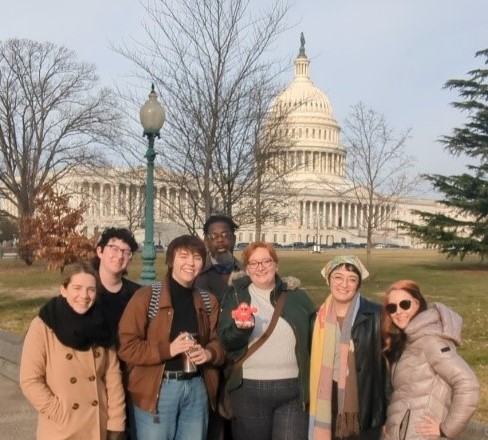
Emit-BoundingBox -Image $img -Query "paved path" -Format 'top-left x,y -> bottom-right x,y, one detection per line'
0,374 -> 36,439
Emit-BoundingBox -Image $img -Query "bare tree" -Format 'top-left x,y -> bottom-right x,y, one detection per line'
115,0 -> 294,232
247,96 -> 300,240
0,38 -> 121,264
343,102 -> 418,262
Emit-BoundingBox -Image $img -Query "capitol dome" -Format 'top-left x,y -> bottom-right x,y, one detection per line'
274,46 -> 336,125
271,34 -> 342,153
269,34 -> 345,182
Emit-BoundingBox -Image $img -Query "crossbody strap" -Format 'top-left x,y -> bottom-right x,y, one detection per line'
146,281 -> 162,330
197,289 -> 212,316
232,290 -> 288,371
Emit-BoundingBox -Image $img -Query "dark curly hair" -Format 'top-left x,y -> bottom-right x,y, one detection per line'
203,215 -> 239,235
91,227 -> 138,271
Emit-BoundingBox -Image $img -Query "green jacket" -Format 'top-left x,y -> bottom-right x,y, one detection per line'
218,271 -> 316,408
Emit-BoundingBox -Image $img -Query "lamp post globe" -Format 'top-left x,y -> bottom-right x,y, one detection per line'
139,84 -> 165,284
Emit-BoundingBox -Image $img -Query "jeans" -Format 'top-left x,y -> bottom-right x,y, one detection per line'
230,378 -> 307,440
133,375 -> 208,440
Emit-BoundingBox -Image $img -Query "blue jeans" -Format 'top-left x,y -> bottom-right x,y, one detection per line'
133,375 -> 208,440
230,378 -> 307,440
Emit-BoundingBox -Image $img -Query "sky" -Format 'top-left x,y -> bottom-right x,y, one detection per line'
2,0 -> 487,197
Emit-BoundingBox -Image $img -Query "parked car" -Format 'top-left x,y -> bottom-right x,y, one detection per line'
235,242 -> 249,250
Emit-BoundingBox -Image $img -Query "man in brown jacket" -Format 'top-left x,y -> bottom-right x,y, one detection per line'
118,235 -> 225,439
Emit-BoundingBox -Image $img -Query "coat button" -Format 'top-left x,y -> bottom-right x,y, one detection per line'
72,403 -> 79,410
94,351 -> 100,358
66,353 -> 73,360
91,400 -> 98,406
88,375 -> 96,381
70,377 -> 77,384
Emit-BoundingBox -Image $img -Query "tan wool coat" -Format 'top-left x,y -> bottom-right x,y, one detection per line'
20,317 -> 126,440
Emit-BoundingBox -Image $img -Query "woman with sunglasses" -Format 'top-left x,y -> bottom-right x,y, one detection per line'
381,280 -> 479,439
218,241 -> 316,440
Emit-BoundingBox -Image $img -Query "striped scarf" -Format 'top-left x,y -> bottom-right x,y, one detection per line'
309,292 -> 360,440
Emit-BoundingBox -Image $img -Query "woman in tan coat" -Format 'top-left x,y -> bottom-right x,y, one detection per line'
20,261 -> 126,440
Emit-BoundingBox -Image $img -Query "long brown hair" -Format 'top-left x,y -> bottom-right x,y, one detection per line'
381,279 -> 428,363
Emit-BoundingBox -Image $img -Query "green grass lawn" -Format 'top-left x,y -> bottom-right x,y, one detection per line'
0,249 -> 486,422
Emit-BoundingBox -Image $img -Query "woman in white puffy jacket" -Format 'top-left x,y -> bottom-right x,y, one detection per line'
381,279 -> 479,440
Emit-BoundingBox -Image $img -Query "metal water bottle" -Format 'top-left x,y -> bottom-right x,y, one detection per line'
183,334 -> 197,373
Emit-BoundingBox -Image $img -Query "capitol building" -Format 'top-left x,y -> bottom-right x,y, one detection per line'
233,40 -> 442,248
2,39 -> 446,249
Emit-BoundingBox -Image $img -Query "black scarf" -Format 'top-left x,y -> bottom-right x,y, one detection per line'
39,296 -> 113,351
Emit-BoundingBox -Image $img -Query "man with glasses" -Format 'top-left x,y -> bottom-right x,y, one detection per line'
195,215 -> 241,440
195,215 -> 241,304
93,227 -> 140,339
93,227 -> 140,439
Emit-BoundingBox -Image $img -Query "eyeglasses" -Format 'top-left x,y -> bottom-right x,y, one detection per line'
247,259 -> 274,270
330,274 -> 359,286
385,300 -> 412,314
206,232 -> 234,241
106,244 -> 133,259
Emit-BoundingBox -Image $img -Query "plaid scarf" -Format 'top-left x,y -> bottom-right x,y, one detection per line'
309,292 -> 360,440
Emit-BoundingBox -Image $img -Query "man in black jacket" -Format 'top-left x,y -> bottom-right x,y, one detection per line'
195,215 -> 241,303
195,215 -> 241,440
93,227 -> 140,440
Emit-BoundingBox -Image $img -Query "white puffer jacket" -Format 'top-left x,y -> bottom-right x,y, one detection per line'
382,303 -> 480,440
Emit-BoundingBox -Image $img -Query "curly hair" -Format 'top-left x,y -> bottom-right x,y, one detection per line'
203,215 -> 239,235
91,227 -> 138,272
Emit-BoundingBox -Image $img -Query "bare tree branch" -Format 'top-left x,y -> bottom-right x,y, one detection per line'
0,38 -> 122,263
342,101 -> 419,261
113,0 -> 294,231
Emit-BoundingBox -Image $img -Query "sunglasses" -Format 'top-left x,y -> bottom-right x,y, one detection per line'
385,300 -> 412,314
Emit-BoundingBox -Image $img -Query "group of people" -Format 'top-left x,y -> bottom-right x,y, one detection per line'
19,216 -> 480,440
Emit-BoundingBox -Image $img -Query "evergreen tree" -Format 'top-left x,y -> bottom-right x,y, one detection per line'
398,48 -> 488,259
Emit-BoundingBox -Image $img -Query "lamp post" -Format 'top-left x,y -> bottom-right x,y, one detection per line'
139,84 -> 166,284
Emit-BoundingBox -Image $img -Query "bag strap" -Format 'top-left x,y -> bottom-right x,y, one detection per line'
197,289 -> 212,317
232,290 -> 288,371
147,281 -> 162,326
